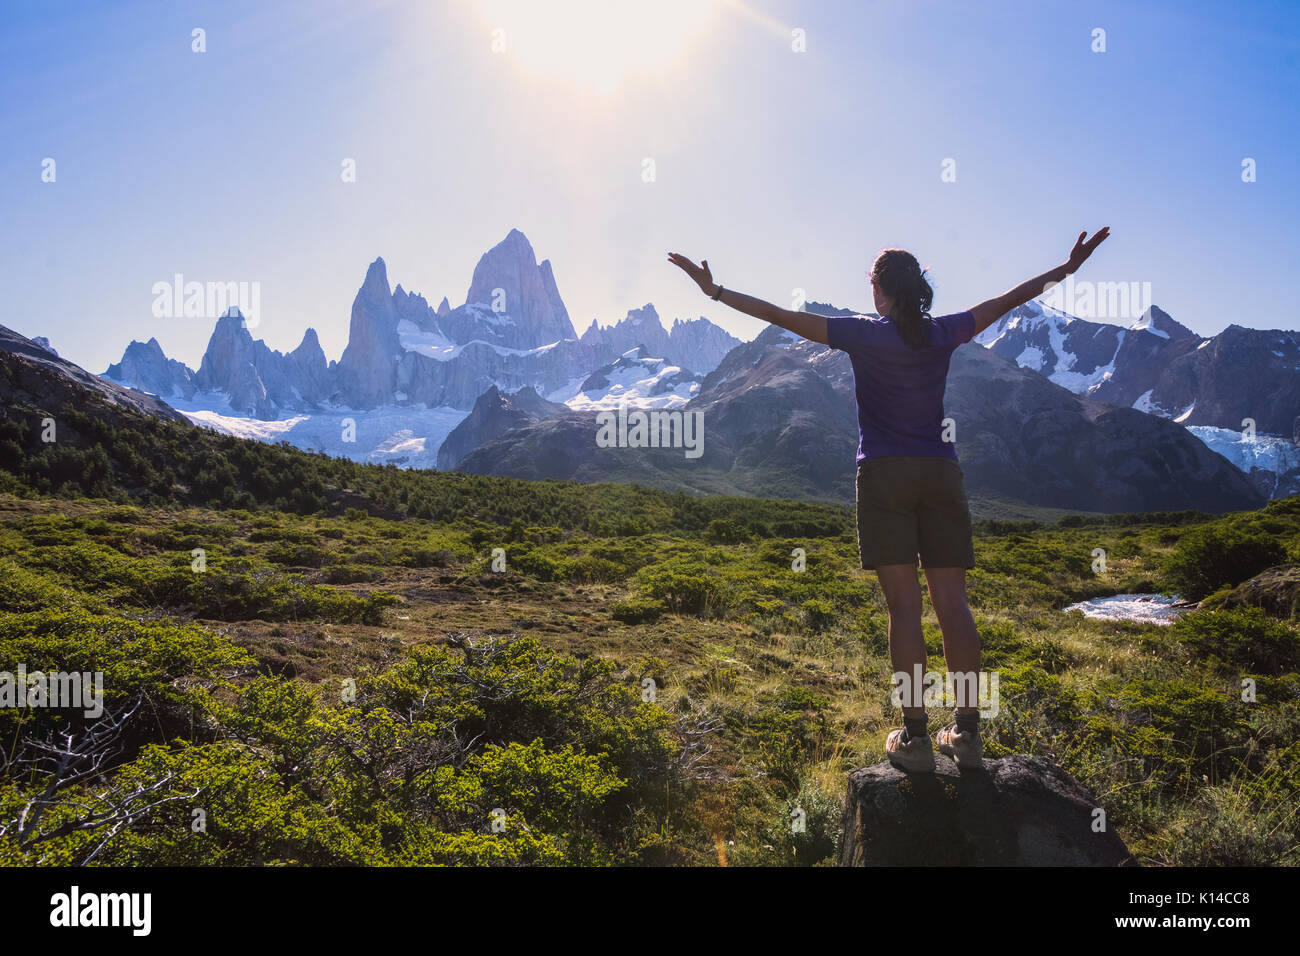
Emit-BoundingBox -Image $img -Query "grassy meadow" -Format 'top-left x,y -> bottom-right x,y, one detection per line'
1,473 -> 1296,866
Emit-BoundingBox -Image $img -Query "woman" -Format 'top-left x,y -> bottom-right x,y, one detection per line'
668,228 -> 1109,772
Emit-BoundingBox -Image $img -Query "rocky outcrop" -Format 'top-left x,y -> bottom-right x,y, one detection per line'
31,336 -> 59,357
436,384 -> 568,470
392,284 -> 444,338
538,258 -> 570,338
839,755 -> 1134,866
1131,303 -> 1198,342
1219,564 -> 1300,618
194,309 -> 276,416
1144,324 -> 1300,436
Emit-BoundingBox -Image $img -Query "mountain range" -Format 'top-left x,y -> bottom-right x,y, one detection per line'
75,227 -> 1300,512
976,301 -> 1300,497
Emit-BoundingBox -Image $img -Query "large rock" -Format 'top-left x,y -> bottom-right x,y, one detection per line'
1219,564 -> 1300,618
839,755 -> 1134,866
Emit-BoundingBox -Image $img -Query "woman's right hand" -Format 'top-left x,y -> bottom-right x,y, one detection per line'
667,252 -> 717,296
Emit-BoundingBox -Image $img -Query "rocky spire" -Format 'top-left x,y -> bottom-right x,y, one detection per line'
335,258 -> 402,408
462,229 -> 576,348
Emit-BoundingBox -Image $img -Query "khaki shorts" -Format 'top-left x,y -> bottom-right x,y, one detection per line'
854,456 -> 976,569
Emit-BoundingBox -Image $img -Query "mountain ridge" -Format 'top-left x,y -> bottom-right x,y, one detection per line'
103,230 -> 742,417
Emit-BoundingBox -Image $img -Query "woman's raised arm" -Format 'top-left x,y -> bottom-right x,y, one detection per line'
968,227 -> 1110,336
667,252 -> 830,345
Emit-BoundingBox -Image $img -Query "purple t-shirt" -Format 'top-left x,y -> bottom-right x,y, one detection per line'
825,310 -> 975,463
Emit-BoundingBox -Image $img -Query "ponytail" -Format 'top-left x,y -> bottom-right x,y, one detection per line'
871,250 -> 934,349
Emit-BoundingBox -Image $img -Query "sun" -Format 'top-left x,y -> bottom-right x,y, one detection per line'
474,0 -> 720,95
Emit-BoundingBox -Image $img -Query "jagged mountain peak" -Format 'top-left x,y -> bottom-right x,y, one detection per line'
624,304 -> 660,324
436,380 -> 569,470
291,327 -> 324,357
456,229 -> 576,349
103,333 -> 198,402
1129,304 -> 1197,342
32,335 -> 59,357
210,307 -> 254,339
360,257 -> 392,300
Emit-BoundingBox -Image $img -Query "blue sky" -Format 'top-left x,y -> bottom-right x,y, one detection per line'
2,0 -> 1297,374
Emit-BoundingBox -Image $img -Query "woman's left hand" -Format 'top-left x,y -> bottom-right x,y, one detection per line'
1065,227 -> 1110,274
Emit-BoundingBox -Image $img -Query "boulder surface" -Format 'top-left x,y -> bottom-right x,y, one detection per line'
839,754 -> 1134,866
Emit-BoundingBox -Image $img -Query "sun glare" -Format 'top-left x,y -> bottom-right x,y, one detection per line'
475,0 -> 719,95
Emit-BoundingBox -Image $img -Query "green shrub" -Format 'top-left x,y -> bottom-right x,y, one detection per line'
611,596 -> 666,624
1169,607 -> 1300,675
1164,526 -> 1286,600
770,778 -> 842,866
636,561 -> 723,615
801,598 -> 835,632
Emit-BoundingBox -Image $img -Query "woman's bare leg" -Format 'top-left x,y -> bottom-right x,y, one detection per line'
875,563 -> 927,719
923,566 -> 981,716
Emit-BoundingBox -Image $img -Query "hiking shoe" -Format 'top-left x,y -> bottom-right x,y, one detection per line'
936,724 -> 983,770
885,728 -> 936,773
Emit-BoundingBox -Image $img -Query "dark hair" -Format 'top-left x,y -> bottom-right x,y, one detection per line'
871,249 -> 933,349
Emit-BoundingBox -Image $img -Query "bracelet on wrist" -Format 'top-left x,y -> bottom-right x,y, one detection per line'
710,283 -> 724,301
